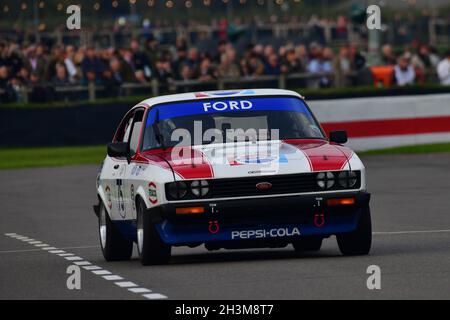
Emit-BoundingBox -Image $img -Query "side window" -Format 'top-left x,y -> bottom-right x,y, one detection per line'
122,117 -> 134,143
115,111 -> 135,143
129,110 -> 144,156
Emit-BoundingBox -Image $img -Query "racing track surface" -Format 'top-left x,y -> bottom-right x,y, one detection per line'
0,153 -> 449,300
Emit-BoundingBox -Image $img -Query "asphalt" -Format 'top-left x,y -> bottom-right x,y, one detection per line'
0,153 -> 449,300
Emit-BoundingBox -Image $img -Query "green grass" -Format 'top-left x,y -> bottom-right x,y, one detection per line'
1,142 -> 450,170
359,142 -> 450,156
0,145 -> 106,170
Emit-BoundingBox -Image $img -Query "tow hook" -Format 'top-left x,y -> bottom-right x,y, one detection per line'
208,221 -> 220,234
314,213 -> 325,228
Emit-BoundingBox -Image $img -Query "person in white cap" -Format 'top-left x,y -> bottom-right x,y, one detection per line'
437,50 -> 450,86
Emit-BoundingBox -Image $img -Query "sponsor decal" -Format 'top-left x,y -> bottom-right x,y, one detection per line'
248,170 -> 277,174
228,154 -> 288,166
202,100 -> 253,113
231,227 -> 301,240
105,186 -> 112,209
130,184 -> 136,212
131,165 -> 139,176
116,179 -> 125,219
148,182 -> 157,204
118,164 -> 126,176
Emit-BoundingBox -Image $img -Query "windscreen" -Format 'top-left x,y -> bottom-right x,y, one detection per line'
142,96 -> 324,150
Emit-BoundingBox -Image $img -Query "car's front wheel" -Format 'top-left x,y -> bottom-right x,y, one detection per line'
98,202 -> 133,261
337,205 -> 372,256
136,198 -> 171,265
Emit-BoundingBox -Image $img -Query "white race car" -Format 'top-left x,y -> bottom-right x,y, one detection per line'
94,89 -> 371,265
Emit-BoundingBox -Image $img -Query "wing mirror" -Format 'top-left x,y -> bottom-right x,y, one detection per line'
107,142 -> 131,163
329,131 -> 348,144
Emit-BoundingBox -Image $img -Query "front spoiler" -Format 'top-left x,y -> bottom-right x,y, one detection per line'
147,191 -> 370,245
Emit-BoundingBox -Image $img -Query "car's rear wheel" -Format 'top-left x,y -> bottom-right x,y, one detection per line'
136,198 -> 171,265
98,202 -> 133,261
337,205 -> 372,256
292,236 -> 323,252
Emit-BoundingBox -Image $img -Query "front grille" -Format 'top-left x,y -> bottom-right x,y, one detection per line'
166,171 -> 361,200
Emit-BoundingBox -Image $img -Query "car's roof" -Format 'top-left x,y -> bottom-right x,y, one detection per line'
136,89 -> 304,109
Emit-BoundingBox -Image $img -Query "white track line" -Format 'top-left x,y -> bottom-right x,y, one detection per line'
373,229 -> 450,235
49,250 -> 66,254
73,261 -> 91,266
143,293 -> 168,300
82,265 -> 102,271
128,287 -> 152,293
103,275 -> 123,281
115,281 -> 138,288
65,256 -> 84,261
92,270 -> 112,275
4,233 -> 167,300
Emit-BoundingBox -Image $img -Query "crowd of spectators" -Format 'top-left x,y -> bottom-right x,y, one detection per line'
1,35 -> 450,103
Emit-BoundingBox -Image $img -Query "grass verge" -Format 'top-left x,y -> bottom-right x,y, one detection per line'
1,142 -> 450,170
0,145 -> 106,170
359,142 -> 450,156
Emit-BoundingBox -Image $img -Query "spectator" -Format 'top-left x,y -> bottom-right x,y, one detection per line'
81,47 -> 105,84
307,45 -> 333,88
0,65 -> 17,102
241,52 -> 264,77
64,45 -> 79,82
24,45 -> 46,80
185,47 -> 200,79
135,70 -> 149,85
437,50 -> 450,86
198,56 -> 216,82
130,39 -> 152,79
154,54 -> 174,90
381,44 -> 397,65
281,49 -> 303,74
337,46 -> 352,73
394,54 -> 415,86
52,62 -> 70,85
348,43 -> 366,71
295,44 -> 309,71
264,54 -> 281,75
217,52 -> 240,78
411,44 -> 440,83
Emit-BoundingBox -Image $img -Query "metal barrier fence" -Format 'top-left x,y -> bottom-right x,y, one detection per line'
0,68 -> 442,104
1,71 -> 355,104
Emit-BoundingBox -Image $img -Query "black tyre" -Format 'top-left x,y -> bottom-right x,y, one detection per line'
136,198 -> 171,265
293,236 -> 323,252
337,205 -> 372,256
98,202 -> 133,261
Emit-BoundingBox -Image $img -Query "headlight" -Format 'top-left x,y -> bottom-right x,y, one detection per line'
190,180 -> 209,197
317,172 -> 335,189
167,181 -> 188,199
338,171 -> 357,188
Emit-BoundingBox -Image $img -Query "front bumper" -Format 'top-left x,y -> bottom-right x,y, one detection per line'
148,191 -> 370,246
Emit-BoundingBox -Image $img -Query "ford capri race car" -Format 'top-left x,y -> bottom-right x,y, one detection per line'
94,89 -> 371,265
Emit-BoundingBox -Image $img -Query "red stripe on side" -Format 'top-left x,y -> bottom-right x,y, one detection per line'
142,147 -> 214,179
321,116 -> 450,138
284,139 -> 352,172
